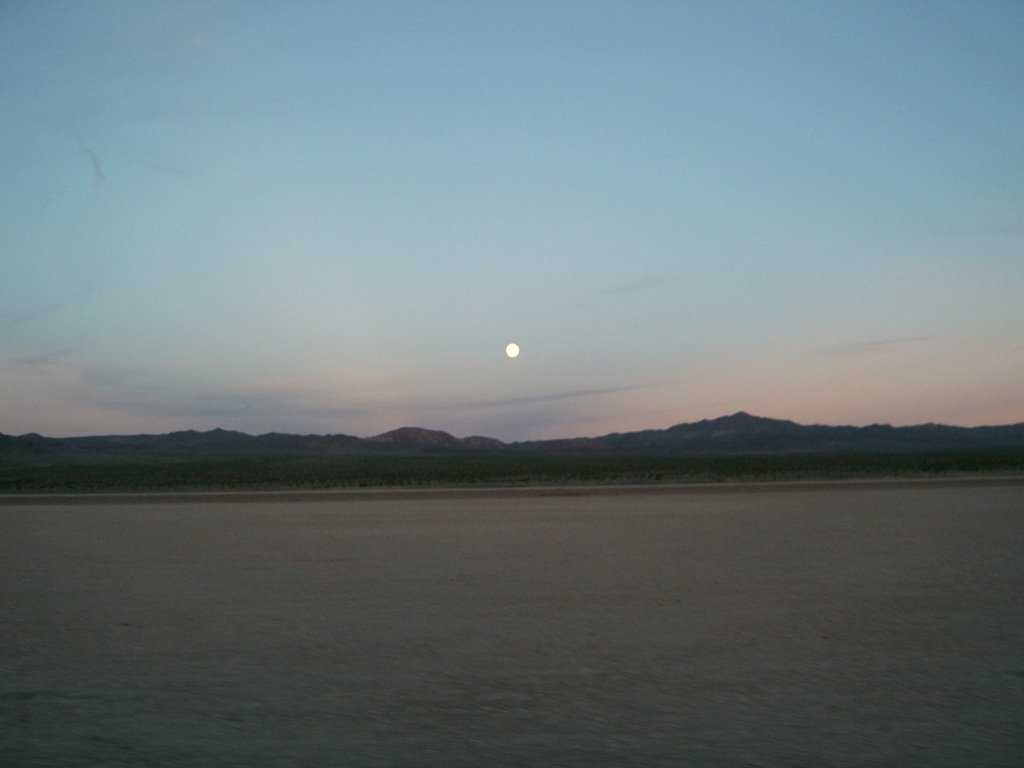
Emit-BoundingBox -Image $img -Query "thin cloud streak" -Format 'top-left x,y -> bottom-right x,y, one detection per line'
814,336 -> 932,358
463,384 -> 658,409
13,348 -> 77,366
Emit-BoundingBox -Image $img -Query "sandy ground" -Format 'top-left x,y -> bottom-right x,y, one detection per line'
1,482 -> 1022,767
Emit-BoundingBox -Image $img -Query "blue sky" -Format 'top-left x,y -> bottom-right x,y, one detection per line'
2,1 -> 1022,440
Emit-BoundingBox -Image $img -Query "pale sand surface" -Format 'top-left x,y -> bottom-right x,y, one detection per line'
2,483 -> 1022,766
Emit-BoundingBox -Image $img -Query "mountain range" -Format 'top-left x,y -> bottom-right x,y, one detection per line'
3,412 -> 1024,458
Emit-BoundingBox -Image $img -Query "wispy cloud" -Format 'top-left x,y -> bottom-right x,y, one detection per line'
814,336 -> 931,358
13,348 -> 77,366
43,363 -> 365,433
465,383 -> 658,409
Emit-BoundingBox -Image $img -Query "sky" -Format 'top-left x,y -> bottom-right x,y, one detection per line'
2,1 -> 1022,441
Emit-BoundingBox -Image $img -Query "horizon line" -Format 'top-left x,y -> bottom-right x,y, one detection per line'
5,411 -> 1023,443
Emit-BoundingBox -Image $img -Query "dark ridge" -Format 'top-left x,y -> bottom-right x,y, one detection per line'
3,414 -> 1024,458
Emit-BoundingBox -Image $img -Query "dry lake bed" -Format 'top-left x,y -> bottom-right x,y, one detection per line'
2,480 -> 1022,767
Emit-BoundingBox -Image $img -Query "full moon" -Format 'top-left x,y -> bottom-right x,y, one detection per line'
505,342 -> 520,358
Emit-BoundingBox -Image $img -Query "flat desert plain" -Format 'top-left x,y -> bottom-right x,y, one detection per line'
2,480 -> 1022,767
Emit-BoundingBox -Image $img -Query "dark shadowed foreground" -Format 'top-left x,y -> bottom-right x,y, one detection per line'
2,483 -> 1022,767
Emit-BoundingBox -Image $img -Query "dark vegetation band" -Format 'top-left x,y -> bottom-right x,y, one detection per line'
3,449 -> 1023,493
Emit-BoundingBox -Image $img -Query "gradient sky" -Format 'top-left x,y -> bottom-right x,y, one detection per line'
2,1 -> 1022,441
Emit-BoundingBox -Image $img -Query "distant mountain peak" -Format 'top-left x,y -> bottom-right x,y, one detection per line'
714,411 -> 792,424
716,411 -> 759,423
368,427 -> 461,447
